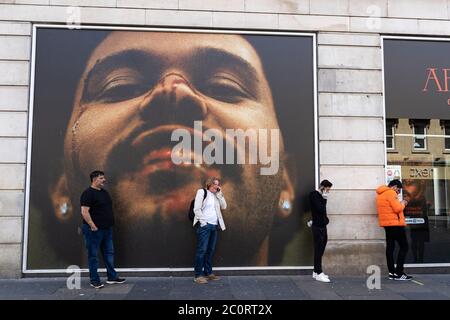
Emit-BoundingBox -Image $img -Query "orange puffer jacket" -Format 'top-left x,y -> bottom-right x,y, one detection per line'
376,186 -> 406,227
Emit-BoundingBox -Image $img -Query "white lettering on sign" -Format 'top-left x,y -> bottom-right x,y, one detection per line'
409,168 -> 433,178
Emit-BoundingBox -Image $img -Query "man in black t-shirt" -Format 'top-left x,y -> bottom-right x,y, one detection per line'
80,170 -> 125,289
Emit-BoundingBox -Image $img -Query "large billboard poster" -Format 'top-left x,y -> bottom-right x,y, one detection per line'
25,27 -> 316,271
383,37 -> 450,264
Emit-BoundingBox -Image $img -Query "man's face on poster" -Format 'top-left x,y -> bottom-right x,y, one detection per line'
403,182 -> 423,204
63,31 -> 290,265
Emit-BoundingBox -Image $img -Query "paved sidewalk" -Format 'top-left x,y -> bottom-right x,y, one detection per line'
0,274 -> 450,300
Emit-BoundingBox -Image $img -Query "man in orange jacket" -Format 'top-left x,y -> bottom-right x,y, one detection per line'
376,179 -> 412,281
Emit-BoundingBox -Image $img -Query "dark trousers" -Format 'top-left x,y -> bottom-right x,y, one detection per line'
194,223 -> 218,278
384,226 -> 409,275
312,225 -> 328,274
82,224 -> 118,283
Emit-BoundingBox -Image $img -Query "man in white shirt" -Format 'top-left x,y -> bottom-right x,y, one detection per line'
193,177 -> 227,284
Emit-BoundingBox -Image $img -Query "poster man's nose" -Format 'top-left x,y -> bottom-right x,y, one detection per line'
138,72 -> 207,123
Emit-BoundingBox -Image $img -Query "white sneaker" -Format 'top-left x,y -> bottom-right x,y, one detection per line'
315,272 -> 331,283
313,271 -> 329,279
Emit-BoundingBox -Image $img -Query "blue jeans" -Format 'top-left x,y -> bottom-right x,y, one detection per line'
82,224 -> 118,283
194,223 -> 218,277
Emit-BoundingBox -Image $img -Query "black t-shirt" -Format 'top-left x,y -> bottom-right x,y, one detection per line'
80,187 -> 115,228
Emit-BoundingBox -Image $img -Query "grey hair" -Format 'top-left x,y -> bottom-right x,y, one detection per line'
205,177 -> 220,189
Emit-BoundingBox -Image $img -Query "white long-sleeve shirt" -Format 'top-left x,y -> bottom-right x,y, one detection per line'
202,190 -> 218,225
193,189 -> 227,230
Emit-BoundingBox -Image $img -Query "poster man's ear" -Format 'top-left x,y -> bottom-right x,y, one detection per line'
50,174 -> 73,221
277,155 -> 296,218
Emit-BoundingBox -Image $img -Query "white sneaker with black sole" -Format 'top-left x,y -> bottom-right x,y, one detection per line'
90,282 -> 104,289
106,278 -> 126,284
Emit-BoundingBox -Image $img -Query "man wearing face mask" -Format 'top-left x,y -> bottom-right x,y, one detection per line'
308,179 -> 333,283
376,179 -> 412,281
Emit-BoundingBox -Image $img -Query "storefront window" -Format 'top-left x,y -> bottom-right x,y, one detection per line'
385,118 -> 450,263
384,37 -> 450,264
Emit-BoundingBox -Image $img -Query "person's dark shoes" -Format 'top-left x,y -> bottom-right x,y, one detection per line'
106,278 -> 126,284
90,281 -> 104,289
388,273 -> 396,280
394,273 -> 413,281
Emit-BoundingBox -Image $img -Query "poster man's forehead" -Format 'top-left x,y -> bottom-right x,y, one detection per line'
86,31 -> 265,75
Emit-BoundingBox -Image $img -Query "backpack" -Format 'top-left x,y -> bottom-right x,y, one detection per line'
188,188 -> 207,222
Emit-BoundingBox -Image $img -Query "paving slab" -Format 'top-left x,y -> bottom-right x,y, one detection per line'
0,275 -> 448,300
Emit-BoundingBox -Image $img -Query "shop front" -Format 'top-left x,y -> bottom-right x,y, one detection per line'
384,37 -> 450,264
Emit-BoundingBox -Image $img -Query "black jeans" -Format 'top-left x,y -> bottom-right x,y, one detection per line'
384,226 -> 409,275
312,225 -> 328,274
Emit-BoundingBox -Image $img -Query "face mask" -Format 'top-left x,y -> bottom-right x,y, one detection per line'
321,192 -> 329,199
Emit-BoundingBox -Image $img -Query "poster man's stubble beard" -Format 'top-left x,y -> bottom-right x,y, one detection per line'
109,164 -> 283,266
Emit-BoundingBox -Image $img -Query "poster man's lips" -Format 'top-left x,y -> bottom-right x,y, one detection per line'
142,147 -> 209,168
138,159 -> 219,177
138,147 -> 221,176
107,123 -> 242,183
142,148 -> 172,165
131,124 -> 200,150
131,125 -> 221,176
131,124 -> 220,167
138,159 -> 176,176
